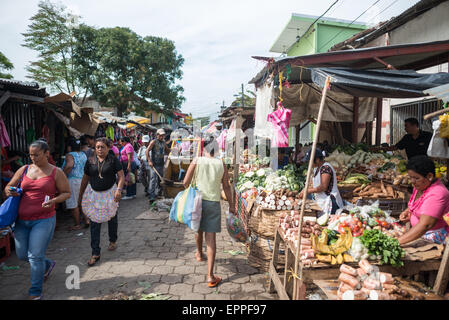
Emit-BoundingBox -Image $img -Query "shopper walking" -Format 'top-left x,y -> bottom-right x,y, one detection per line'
78,138 -> 125,267
183,135 -> 234,288
62,139 -> 88,230
146,129 -> 170,204
120,137 -> 137,200
4,140 -> 71,300
137,135 -> 151,195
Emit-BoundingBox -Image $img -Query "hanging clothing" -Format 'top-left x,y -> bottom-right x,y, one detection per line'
267,107 -> 292,148
106,126 -> 114,140
0,117 -> 11,148
312,162 -> 343,214
255,82 -> 275,139
217,129 -> 228,151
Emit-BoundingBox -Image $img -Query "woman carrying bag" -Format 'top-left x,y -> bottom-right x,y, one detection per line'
183,135 -> 234,288
4,140 -> 71,300
78,138 -> 125,267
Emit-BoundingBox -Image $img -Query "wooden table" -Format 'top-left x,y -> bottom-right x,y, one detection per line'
268,227 -> 449,299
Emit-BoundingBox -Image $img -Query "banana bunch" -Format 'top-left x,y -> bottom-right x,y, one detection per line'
312,228 -> 354,265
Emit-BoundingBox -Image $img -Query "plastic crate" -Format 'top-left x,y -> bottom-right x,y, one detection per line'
356,198 -> 408,217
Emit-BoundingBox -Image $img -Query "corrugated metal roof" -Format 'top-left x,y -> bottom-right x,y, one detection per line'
424,83 -> 449,103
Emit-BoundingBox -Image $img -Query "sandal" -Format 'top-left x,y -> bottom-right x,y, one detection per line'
108,242 -> 117,251
208,276 -> 222,288
68,225 -> 83,231
87,255 -> 101,267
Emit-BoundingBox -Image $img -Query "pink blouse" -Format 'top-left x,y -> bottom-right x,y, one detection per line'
409,179 -> 449,232
120,143 -> 134,162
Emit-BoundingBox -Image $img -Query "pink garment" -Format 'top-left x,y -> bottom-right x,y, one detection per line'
0,117 -> 11,147
218,129 -> 228,151
120,143 -> 134,162
409,179 -> 449,232
111,146 -> 119,156
267,107 -> 292,148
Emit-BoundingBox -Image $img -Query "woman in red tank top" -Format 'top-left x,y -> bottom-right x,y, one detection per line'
5,140 -> 70,300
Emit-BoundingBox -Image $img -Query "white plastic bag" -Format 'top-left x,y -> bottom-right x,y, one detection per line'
427,120 -> 449,158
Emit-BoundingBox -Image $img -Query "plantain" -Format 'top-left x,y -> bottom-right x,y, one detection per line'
336,253 -> 344,264
316,254 -> 332,263
343,253 -> 354,263
331,255 -> 337,265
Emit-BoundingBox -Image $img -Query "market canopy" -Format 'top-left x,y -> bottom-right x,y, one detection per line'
309,67 -> 449,98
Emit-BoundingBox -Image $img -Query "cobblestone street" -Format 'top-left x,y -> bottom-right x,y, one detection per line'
0,184 -> 278,300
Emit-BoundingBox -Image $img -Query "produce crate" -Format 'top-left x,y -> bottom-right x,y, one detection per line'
248,207 -> 289,239
356,198 -> 408,217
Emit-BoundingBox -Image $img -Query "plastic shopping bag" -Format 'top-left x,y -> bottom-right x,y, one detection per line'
169,184 -> 202,231
226,211 -> 249,243
428,119 -> 449,158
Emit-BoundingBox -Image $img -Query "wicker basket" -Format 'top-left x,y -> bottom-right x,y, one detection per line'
356,198 -> 408,217
248,207 -> 290,239
248,234 -> 286,272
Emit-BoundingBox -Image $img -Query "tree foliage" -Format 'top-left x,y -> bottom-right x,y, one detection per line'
22,0 -> 81,93
22,0 -> 185,116
0,52 -> 14,79
73,25 -> 185,116
231,89 -> 256,107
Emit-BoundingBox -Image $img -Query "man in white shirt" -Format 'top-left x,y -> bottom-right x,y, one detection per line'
138,135 -> 151,195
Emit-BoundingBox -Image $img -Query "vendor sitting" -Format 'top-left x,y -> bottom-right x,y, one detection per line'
398,155 -> 449,245
299,148 -> 344,215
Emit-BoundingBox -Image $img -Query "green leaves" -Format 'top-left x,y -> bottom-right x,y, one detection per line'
360,229 -> 404,268
0,52 -> 14,79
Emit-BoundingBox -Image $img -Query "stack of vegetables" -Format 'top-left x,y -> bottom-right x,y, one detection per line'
338,173 -> 370,186
236,167 -> 272,193
278,212 -> 321,266
266,164 -> 306,192
256,190 -> 304,210
337,260 -> 396,300
352,181 -> 406,200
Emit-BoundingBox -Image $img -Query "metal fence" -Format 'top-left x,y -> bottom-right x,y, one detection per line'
390,98 -> 442,145
1,101 -> 36,153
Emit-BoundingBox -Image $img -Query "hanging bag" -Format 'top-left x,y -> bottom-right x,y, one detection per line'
169,159 -> 202,231
427,119 -> 449,158
0,166 -> 28,228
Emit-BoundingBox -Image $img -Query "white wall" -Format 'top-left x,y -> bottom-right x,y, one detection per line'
367,1 -> 449,144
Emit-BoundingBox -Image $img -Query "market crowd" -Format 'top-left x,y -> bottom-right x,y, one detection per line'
1,116 -> 449,299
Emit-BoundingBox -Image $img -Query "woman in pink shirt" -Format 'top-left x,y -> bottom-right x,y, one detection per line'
120,137 -> 136,199
398,155 -> 449,245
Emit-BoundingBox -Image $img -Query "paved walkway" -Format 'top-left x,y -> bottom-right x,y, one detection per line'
0,184 -> 278,300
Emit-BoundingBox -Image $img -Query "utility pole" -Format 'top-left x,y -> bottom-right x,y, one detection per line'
241,83 -> 245,108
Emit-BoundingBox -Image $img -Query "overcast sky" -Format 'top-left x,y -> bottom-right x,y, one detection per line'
1,0 -> 419,119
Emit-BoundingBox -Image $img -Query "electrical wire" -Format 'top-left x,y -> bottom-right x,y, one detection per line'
365,0 -> 401,25
317,0 -> 382,52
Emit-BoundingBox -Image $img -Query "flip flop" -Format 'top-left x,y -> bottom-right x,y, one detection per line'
44,260 -> 56,282
208,276 -> 222,288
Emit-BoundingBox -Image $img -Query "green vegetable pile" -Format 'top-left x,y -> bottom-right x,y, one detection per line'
360,229 -> 405,267
276,164 -> 306,191
331,143 -> 369,156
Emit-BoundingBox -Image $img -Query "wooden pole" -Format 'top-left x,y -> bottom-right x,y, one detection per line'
352,97 -> 359,143
293,76 -> 331,300
232,114 -> 243,204
376,98 -> 382,145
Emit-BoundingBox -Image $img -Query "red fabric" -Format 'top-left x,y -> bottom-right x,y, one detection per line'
18,167 -> 58,221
